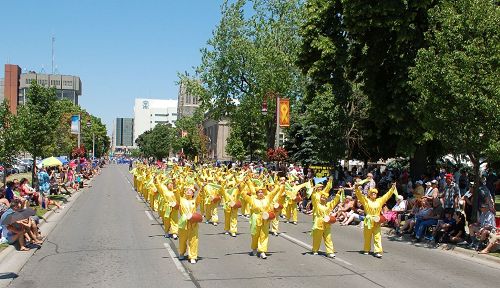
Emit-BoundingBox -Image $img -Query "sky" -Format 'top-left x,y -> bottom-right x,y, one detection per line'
0,0 -> 223,135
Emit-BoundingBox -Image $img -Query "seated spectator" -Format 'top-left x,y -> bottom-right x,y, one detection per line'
0,199 -> 42,251
479,231 -> 500,254
335,196 -> 354,222
382,195 -> 407,232
445,211 -> 467,244
413,181 -> 425,199
430,210 -> 456,243
340,199 -> 364,226
468,203 -> 496,250
4,181 -> 15,203
414,197 -> 444,242
400,199 -> 430,235
19,178 -> 40,206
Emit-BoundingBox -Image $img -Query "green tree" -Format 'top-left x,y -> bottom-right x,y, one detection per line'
409,0 -> 500,219
136,124 -> 176,160
225,128 -> 246,162
0,100 -> 20,186
173,110 -> 207,160
17,81 -> 60,183
193,0 -> 306,149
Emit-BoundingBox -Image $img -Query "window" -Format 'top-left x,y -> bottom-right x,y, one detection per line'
172,113 -> 178,116
155,114 -> 168,117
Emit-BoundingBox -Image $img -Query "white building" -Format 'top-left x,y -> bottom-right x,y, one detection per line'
133,98 -> 178,144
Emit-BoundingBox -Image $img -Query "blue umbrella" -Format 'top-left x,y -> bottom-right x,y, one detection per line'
56,157 -> 69,165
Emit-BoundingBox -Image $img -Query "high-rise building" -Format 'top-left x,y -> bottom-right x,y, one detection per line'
133,98 -> 178,143
177,81 -> 200,119
115,118 -> 134,147
1,64 -> 82,113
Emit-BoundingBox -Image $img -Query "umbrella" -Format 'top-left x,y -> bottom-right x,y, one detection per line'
56,156 -> 69,165
41,157 -> 63,167
0,208 -> 36,226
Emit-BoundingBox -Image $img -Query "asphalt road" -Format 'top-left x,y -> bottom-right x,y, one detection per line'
7,165 -> 500,288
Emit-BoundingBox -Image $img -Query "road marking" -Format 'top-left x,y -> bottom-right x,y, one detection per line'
164,242 -> 190,280
136,195 -> 142,201
280,233 -> 353,266
145,210 -> 154,221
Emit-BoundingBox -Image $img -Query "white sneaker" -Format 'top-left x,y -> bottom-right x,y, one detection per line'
363,252 -> 369,255
328,253 -> 336,258
374,253 -> 382,258
260,252 -> 267,259
224,231 -> 229,235
312,252 -> 318,255
250,250 -> 257,256
231,233 -> 236,237
190,259 -> 196,264
172,234 -> 178,240
213,222 -> 218,226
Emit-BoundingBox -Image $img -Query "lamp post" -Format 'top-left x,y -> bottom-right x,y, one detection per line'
261,92 -> 280,149
87,120 -> 95,160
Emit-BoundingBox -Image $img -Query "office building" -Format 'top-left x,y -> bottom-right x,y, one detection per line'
133,98 -> 177,143
115,118 -> 134,147
1,64 -> 82,113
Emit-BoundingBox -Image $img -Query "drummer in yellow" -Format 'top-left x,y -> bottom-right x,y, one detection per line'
177,182 -> 202,264
310,179 -> 341,258
354,181 -> 397,258
244,179 -> 282,259
218,181 -> 243,237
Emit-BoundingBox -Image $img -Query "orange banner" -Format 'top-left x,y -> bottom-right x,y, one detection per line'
278,98 -> 290,127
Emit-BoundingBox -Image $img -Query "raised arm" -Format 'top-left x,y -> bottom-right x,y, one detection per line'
377,184 -> 396,205
354,185 -> 367,207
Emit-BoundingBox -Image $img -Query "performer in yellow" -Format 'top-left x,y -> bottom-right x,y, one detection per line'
244,180 -> 281,259
354,181 -> 397,258
177,182 -> 201,264
219,182 -> 243,237
310,179 -> 341,258
284,180 -> 309,224
203,178 -> 220,226
158,179 -> 179,240
270,177 -> 287,236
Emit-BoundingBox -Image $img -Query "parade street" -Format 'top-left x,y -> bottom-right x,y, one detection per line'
5,165 -> 500,288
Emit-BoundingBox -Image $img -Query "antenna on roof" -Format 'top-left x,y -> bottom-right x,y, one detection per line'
51,36 -> 55,74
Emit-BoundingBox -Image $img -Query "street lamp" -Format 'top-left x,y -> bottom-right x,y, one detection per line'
87,120 -> 95,160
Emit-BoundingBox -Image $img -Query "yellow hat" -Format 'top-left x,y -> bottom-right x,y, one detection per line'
368,188 -> 379,195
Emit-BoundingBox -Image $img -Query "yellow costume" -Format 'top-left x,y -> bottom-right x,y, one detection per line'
244,180 -> 281,258
158,180 -> 179,237
219,183 -> 242,236
354,184 -> 396,257
177,185 -> 200,263
310,180 -> 340,256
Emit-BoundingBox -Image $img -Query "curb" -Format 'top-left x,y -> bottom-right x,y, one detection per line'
0,178 -> 94,265
380,226 -> 500,265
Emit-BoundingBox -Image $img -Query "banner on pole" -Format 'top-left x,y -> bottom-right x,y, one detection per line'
278,98 -> 290,127
70,114 -> 80,134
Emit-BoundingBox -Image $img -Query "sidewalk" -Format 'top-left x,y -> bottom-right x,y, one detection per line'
0,177 -> 95,288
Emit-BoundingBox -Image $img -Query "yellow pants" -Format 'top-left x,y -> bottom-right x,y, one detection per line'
133,177 -> 137,190
241,199 -> 250,216
312,228 -> 334,254
178,223 -> 199,260
224,208 -> 238,233
285,203 -> 298,222
363,224 -> 383,253
251,222 -> 270,253
205,202 -> 219,223
163,208 -> 179,235
281,201 -> 288,217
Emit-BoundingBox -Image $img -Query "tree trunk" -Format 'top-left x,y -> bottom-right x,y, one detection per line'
469,153 -> 481,223
32,154 -> 37,189
410,144 -> 427,182
266,116 -> 276,149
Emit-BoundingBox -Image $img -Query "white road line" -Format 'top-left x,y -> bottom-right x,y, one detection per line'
164,243 -> 191,280
136,195 -> 142,201
145,210 -> 154,221
280,233 -> 353,266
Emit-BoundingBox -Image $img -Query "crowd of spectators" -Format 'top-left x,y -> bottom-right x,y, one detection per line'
0,158 -> 103,251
